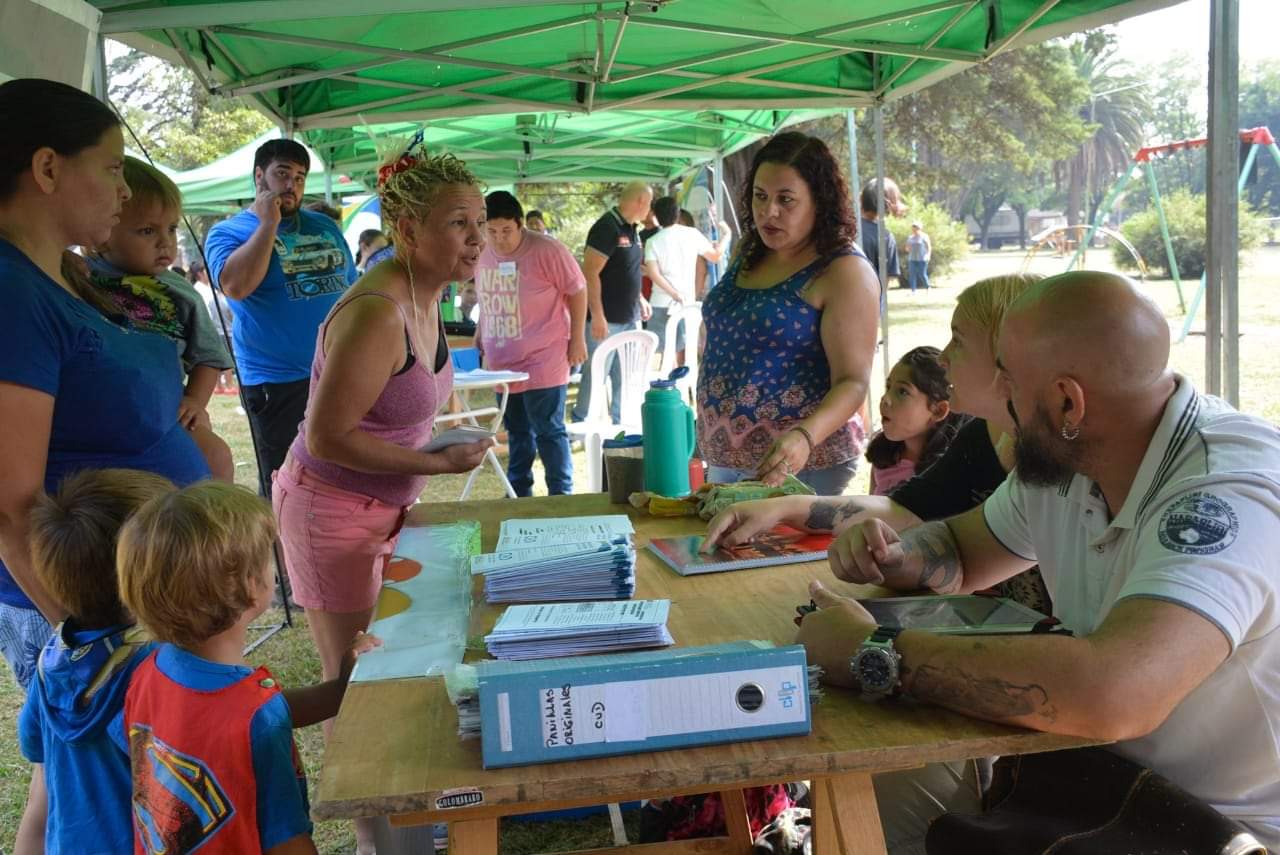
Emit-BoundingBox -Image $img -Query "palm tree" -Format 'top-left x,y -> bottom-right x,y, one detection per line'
1058,40 -> 1150,226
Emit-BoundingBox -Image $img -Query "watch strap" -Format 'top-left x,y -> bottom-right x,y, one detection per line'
870,625 -> 901,644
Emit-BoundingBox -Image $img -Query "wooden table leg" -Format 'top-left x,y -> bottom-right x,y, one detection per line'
810,772 -> 887,855
448,816 -> 499,855
718,788 -> 754,853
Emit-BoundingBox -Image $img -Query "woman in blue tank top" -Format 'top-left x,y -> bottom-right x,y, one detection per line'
697,132 -> 880,496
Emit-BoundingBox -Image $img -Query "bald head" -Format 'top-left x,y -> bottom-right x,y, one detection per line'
618,182 -> 654,224
1000,271 -> 1170,398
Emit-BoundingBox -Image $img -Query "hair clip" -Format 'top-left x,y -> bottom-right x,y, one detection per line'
377,128 -> 427,187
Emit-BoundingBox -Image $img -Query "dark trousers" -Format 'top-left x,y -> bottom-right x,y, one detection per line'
503,385 -> 573,497
241,378 -> 310,499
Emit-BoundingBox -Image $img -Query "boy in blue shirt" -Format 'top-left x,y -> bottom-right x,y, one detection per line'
204,140 -> 357,497
19,468 -> 175,855
116,482 -> 380,854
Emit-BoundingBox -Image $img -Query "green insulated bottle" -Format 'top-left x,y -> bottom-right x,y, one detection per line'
642,368 -> 696,497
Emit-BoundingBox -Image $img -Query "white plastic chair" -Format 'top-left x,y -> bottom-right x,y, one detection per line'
568,329 -> 659,492
656,302 -> 703,407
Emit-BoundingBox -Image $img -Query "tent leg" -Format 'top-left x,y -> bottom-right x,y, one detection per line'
845,109 -> 861,208
873,104 -> 889,385
94,35 -> 109,102
1205,0 -> 1239,403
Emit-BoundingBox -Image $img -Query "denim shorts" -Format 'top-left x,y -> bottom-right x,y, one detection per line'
0,602 -> 52,691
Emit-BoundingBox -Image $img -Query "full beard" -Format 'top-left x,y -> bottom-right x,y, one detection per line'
1010,401 -> 1083,487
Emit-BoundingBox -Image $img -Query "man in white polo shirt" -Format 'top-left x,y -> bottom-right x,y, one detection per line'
797,271 -> 1280,852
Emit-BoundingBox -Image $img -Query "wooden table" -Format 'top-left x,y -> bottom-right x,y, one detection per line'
315,494 -> 1096,854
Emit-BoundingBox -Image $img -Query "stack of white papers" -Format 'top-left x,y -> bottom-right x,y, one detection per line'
471,515 -> 638,604
484,600 -> 674,660
473,539 -> 636,602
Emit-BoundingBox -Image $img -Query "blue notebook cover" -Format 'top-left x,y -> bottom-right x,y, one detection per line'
476,642 -> 811,768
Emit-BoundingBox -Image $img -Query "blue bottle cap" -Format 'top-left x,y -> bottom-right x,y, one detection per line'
650,365 -> 690,389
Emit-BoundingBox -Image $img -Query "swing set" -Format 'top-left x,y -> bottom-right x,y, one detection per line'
1041,127 -> 1279,342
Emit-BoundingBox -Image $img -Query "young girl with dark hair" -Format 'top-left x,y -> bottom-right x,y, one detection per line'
865,346 -> 968,495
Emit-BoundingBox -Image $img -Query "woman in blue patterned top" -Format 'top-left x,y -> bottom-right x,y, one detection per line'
697,132 -> 880,495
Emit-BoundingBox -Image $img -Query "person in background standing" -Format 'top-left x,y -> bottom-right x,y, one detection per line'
642,196 -> 729,361
525,210 -> 549,234
859,177 -> 903,289
906,220 -> 932,294
572,181 -> 653,424
476,191 -> 586,496
204,139 -> 357,497
355,228 -> 389,273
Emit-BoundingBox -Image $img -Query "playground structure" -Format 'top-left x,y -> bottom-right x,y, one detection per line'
1066,127 -> 1280,342
1023,223 -> 1150,280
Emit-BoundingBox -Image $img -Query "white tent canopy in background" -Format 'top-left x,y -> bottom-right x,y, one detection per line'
0,0 -> 99,87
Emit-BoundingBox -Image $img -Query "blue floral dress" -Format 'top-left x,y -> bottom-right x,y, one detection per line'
697,249 -> 867,472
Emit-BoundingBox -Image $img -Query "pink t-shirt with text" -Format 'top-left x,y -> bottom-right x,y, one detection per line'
475,230 -> 585,392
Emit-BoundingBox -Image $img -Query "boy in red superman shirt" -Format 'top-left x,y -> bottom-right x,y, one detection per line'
117,482 -> 380,854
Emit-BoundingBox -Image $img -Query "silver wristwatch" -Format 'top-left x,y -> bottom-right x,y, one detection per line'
850,626 -> 903,701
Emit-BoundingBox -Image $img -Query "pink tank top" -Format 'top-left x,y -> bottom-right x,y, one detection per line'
290,292 -> 454,506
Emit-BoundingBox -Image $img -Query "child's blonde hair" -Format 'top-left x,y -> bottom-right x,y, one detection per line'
954,273 -> 1044,354
117,482 -> 276,649
378,151 -> 481,248
30,469 -> 175,629
122,156 -> 183,213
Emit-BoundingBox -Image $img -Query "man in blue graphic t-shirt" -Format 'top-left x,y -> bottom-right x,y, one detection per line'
205,140 -> 356,496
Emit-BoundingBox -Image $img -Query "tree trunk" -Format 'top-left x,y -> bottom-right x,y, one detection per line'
1067,158 -> 1085,227
1012,203 -> 1028,250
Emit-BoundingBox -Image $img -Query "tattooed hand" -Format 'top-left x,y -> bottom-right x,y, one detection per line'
829,519 -> 964,593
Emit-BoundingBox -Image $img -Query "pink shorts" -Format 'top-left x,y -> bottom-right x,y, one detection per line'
272,455 -> 407,613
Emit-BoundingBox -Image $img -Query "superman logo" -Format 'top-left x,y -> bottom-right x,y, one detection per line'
129,725 -> 235,853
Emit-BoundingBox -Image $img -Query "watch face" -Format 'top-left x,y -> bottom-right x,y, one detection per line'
856,649 -> 895,692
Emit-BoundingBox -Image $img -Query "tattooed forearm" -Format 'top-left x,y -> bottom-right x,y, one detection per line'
904,663 -> 1059,723
898,522 -> 963,593
804,499 -> 867,531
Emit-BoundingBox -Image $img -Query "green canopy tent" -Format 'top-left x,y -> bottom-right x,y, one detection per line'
96,0 -> 1251,406
96,1 -> 1185,169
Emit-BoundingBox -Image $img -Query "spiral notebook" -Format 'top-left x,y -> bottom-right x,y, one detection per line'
647,526 -> 833,576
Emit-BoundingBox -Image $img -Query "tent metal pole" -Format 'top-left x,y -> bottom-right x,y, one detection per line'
324,166 -> 333,205
874,103 -> 890,385
94,35 -> 110,102
211,25 -> 593,84
874,0 -> 980,97
845,109 -> 860,210
623,17 -> 979,64
1205,0 -> 1239,403
713,152 -> 725,226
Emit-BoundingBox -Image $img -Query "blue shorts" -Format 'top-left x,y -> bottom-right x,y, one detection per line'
0,603 -> 52,691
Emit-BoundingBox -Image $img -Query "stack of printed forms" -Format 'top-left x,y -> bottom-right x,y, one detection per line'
483,600 -> 674,660
471,515 -> 637,603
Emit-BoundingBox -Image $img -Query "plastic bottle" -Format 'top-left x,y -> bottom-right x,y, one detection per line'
642,368 -> 696,497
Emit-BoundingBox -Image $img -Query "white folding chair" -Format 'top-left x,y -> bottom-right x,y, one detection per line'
567,329 -> 659,492
656,302 -> 703,407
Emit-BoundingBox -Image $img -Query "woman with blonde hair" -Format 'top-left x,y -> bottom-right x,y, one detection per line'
272,142 -> 494,851
705,273 -> 1048,615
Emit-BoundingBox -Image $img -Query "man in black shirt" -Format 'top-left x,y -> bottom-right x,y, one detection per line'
572,182 -> 654,423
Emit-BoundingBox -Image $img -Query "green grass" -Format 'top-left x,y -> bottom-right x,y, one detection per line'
3,246 -> 1277,853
